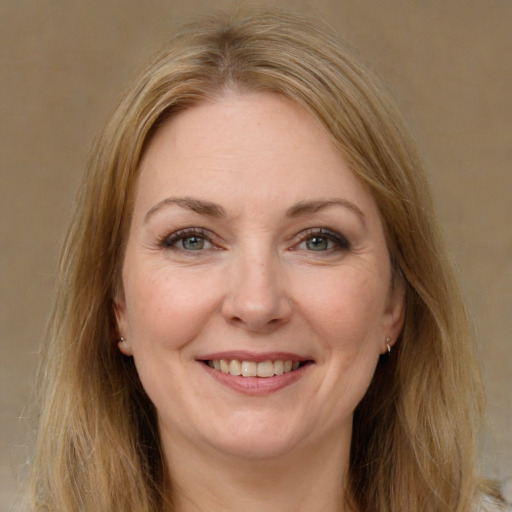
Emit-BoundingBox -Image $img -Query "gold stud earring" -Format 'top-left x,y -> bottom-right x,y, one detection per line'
386,336 -> 392,354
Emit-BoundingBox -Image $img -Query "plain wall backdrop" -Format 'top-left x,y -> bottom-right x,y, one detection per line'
1,0 -> 511,506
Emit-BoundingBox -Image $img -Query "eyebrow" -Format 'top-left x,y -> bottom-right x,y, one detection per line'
144,196 -> 365,224
286,199 -> 366,223
144,196 -> 227,223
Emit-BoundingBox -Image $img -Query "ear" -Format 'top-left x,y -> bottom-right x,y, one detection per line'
381,278 -> 406,354
113,294 -> 133,356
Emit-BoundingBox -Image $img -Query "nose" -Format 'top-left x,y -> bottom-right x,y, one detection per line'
221,250 -> 293,333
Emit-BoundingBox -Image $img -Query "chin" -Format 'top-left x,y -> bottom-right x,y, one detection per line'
210,431 -> 302,461
201,408 -> 342,462
191,410 -> 310,461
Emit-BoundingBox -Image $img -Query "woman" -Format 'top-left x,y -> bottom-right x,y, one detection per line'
28,8 -> 505,512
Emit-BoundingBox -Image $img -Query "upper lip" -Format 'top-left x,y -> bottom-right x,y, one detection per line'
197,350 -> 312,363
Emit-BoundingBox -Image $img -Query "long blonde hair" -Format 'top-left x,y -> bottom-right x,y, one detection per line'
29,8 -> 495,511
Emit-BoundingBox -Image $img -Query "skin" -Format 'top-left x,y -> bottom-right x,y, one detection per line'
115,91 -> 404,512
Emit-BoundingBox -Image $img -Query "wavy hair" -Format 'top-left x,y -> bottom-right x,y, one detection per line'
28,8 -> 498,511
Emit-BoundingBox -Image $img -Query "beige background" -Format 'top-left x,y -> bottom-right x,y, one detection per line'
1,0 -> 511,507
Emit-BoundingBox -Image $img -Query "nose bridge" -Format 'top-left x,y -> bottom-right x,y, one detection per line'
222,240 -> 292,331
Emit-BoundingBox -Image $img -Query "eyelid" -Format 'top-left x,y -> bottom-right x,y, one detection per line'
158,226 -> 349,252
294,228 -> 350,251
160,227 -> 217,249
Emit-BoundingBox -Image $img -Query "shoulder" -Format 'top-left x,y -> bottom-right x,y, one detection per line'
474,496 -> 512,512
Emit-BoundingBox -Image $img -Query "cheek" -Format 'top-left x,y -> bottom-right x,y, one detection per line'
122,265 -> 223,350
299,265 -> 389,346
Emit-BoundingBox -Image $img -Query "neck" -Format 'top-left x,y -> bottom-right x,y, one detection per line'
162,430 -> 354,512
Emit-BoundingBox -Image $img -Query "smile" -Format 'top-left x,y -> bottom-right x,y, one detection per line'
206,359 -> 302,377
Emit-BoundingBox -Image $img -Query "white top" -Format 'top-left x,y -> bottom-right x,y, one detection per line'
475,496 -> 512,512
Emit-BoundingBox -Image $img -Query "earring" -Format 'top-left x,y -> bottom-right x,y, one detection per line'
117,336 -> 133,357
386,336 -> 392,354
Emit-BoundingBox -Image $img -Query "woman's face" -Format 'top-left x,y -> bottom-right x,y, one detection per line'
116,92 -> 404,461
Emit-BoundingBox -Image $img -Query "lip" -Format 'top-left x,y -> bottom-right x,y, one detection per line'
198,350 -> 311,363
197,351 -> 314,396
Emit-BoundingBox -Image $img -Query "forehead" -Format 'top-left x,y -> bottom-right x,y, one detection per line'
135,91 -> 380,221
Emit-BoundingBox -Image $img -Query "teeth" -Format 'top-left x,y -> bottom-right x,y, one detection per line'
210,359 -> 302,378
229,359 -> 242,375
241,361 -> 257,377
257,361 -> 275,378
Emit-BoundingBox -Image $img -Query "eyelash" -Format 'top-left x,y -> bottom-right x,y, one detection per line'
295,228 -> 351,253
159,227 -> 350,254
160,228 -> 215,251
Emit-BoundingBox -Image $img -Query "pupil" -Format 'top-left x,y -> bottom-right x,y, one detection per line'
182,237 -> 204,250
307,237 -> 328,251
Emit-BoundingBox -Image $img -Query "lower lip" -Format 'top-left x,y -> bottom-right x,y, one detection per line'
200,362 -> 311,396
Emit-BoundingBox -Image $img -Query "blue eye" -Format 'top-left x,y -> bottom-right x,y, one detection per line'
305,236 -> 333,251
181,236 -> 206,250
298,229 -> 350,252
161,229 -> 213,251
